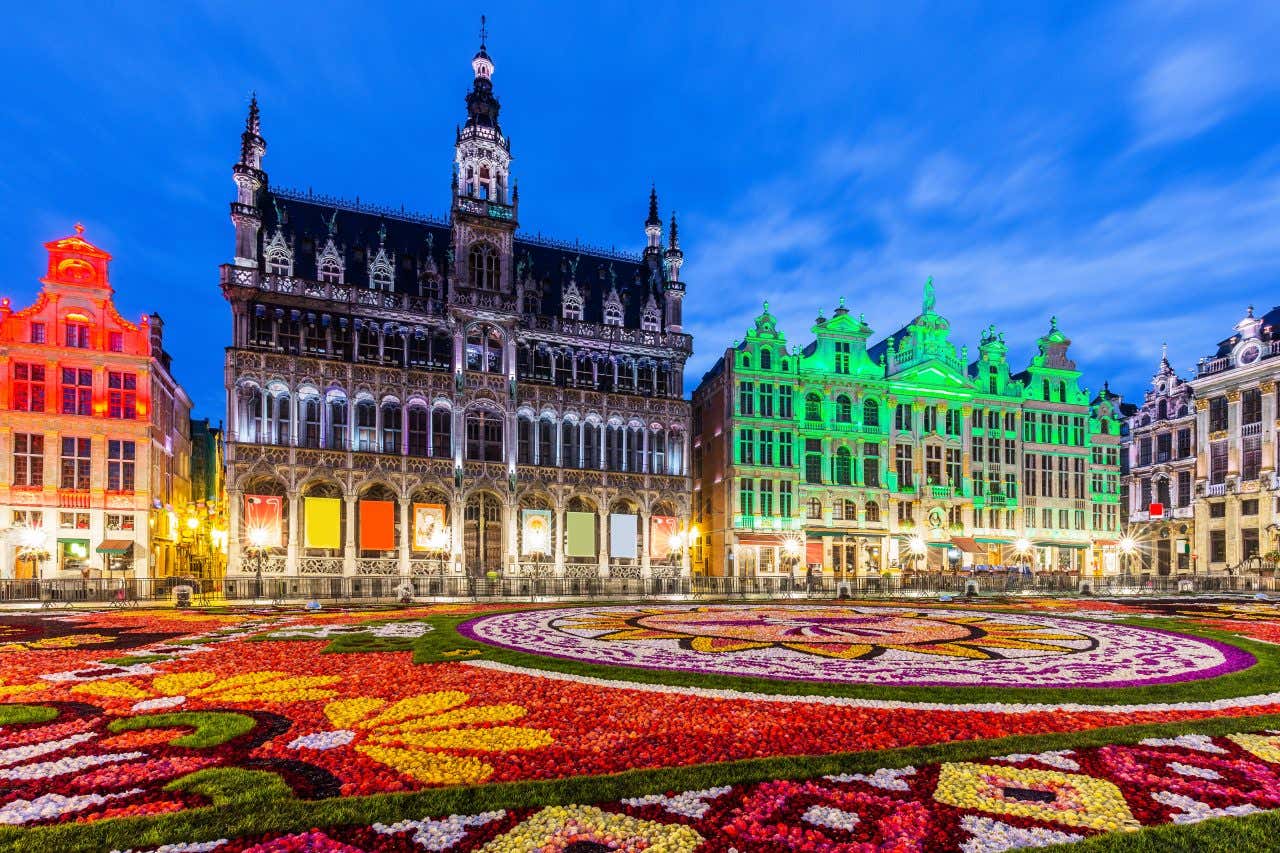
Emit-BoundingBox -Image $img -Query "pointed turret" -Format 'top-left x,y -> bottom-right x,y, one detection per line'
662,211 -> 686,333
644,185 -> 663,262
663,211 -> 684,282
231,93 -> 267,267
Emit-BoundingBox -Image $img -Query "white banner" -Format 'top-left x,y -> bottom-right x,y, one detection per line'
609,513 -> 638,559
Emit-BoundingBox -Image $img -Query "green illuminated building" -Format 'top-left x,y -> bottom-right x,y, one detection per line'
690,281 -> 1124,581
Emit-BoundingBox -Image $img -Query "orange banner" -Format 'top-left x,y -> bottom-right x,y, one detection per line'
359,500 -> 396,551
243,494 -> 283,547
650,515 -> 678,560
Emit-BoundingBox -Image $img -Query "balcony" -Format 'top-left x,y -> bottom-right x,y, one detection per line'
57,490 -> 91,509
1172,505 -> 1194,519
1242,422 -> 1263,437
1206,482 -> 1227,497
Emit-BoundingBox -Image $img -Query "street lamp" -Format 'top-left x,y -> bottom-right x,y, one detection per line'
908,535 -> 927,578
245,525 -> 270,601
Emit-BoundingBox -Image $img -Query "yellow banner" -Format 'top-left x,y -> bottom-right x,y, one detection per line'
304,497 -> 342,549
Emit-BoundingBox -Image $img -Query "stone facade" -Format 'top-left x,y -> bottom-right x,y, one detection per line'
221,36 -> 693,581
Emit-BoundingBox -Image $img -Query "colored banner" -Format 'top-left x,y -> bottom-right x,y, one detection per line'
521,508 -> 553,555
412,503 -> 449,551
650,515 -> 678,560
359,500 -> 395,551
565,511 -> 596,558
610,513 -> 638,559
243,494 -> 283,548
304,497 -> 341,549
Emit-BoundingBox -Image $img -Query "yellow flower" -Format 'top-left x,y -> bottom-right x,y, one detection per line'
0,677 -> 46,698
320,690 -> 552,785
72,670 -> 340,709
0,633 -> 117,653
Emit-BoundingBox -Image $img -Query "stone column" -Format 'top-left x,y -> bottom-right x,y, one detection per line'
553,499 -> 566,577
640,510 -> 652,579
598,508 -> 609,579
343,494 -> 357,576
286,491 -> 299,575
399,498 -> 410,578
228,488 -> 242,574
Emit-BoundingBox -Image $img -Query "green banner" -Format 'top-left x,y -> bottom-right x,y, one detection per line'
565,511 -> 596,557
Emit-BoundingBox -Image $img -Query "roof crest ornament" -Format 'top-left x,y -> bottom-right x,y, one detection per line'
922,276 -> 936,313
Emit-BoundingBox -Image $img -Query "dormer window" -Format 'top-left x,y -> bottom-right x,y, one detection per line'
563,296 -> 582,321
319,259 -> 342,284
264,230 -> 294,277
640,305 -> 660,332
603,301 -> 623,327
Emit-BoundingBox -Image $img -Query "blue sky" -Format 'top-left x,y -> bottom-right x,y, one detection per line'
3,1 -> 1279,418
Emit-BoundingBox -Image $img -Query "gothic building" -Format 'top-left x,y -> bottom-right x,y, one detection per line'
691,282 -> 1124,582
220,33 -> 693,584
1123,349 -> 1195,574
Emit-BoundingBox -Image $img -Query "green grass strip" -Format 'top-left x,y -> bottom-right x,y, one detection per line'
98,654 -> 175,666
11,712 -> 1280,852
107,711 -> 256,748
0,705 -> 56,726
1039,808 -> 1280,852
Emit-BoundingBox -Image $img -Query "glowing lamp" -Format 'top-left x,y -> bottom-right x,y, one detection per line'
668,533 -> 683,551
1014,537 -> 1032,554
909,536 -> 927,556
186,516 -> 200,531
1119,536 -> 1137,554
782,536 -> 803,558
246,526 -> 271,549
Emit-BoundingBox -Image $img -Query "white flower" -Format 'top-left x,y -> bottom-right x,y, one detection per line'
0,751 -> 143,781
131,696 -> 186,713
993,750 -> 1079,771
288,730 -> 355,751
802,804 -> 860,831
0,789 -> 143,824
959,816 -> 1082,852
368,622 -> 432,639
1168,761 -> 1222,780
825,766 -> 916,791
0,732 -> 95,767
1153,791 -> 1262,824
1139,734 -> 1227,753
372,810 -> 504,850
621,786 -> 732,818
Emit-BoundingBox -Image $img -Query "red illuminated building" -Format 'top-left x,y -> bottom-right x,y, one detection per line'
0,226 -> 194,580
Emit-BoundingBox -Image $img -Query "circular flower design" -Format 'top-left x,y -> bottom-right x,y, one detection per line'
461,604 -> 1253,688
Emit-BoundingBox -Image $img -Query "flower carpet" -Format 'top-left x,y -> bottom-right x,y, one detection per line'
3,597 -> 1280,851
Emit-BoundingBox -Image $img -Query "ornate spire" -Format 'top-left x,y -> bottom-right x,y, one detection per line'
647,184 -> 661,227
663,211 -> 684,283
239,93 -> 265,167
465,16 -> 500,131
668,211 -> 679,249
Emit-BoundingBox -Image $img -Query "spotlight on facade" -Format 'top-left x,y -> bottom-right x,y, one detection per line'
1119,536 -> 1137,554
782,536 -> 804,558
1013,537 -> 1032,554
909,536 -> 927,556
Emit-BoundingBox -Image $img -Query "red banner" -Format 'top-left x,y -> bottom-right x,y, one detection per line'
243,494 -> 283,548
359,500 -> 396,551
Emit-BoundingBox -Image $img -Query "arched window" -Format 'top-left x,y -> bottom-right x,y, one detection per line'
863,399 -> 879,428
561,419 -> 581,468
300,396 -> 321,448
465,410 -> 504,462
760,349 -> 772,370
865,501 -> 880,523
805,393 -> 822,421
273,393 -> 291,446
742,353 -> 751,369
538,418 -> 555,465
430,407 -> 452,458
517,416 -> 535,464
327,396 -> 349,448
836,395 -> 852,423
834,447 -> 852,485
1157,399 -> 1167,420
780,358 -> 789,372
1042,378 -> 1051,400
466,325 -> 503,373
380,401 -> 401,453
407,406 -> 428,456
370,263 -> 393,290
354,400 -> 376,451
468,242 -> 499,290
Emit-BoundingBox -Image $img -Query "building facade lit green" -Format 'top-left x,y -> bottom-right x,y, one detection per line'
690,281 -> 1124,582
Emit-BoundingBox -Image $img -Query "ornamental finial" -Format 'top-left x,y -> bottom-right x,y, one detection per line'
74,222 -> 84,236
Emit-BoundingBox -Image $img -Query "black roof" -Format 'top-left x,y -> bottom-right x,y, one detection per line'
1210,304 -> 1280,357
259,187 -> 669,328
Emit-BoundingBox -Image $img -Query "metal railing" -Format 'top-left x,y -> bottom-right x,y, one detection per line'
9,571 -> 1280,605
